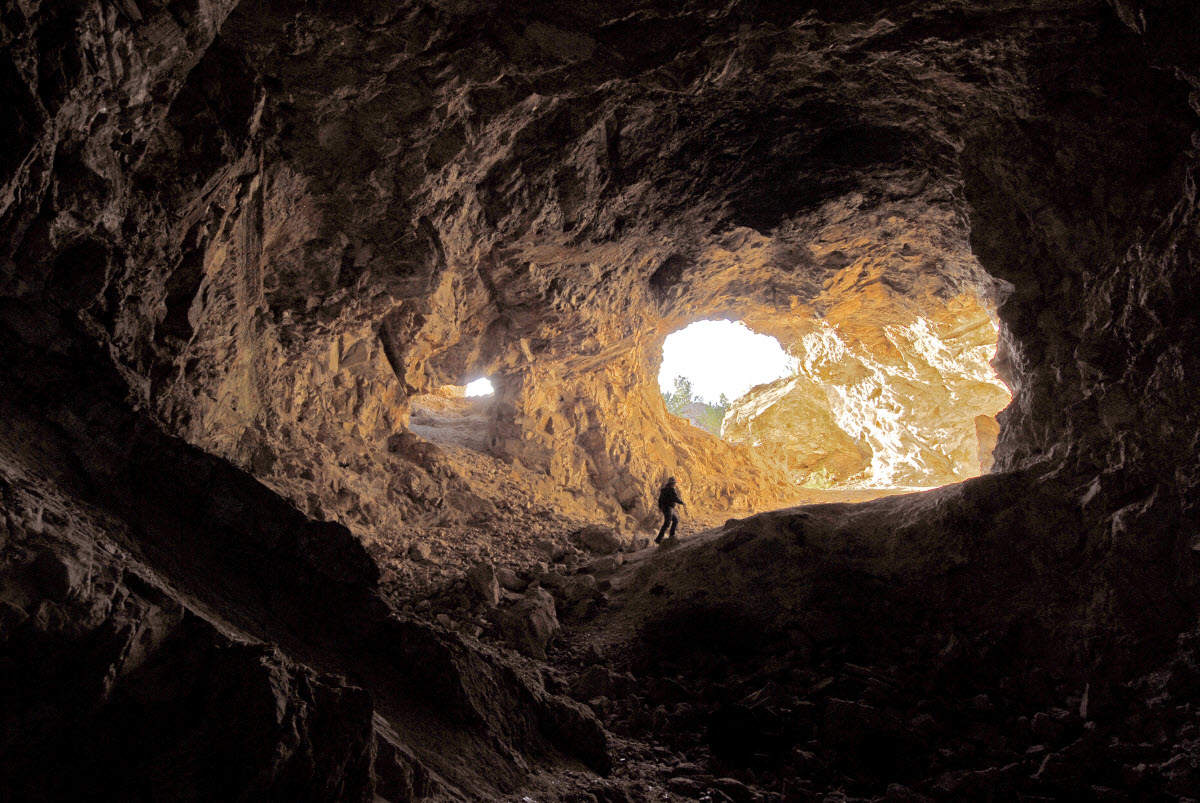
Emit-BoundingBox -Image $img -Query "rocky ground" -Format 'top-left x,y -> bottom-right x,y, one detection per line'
381,396 -> 898,608
364,406 -> 1200,802
392,490 -> 1200,803
344,398 -> 1200,801
12,409 -> 1200,803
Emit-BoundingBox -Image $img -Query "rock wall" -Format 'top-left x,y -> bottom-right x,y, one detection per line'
1,2 -> 614,797
960,0 -> 1200,654
618,0 -> 1200,676
723,373 -> 873,483
725,286 -> 1011,488
38,0 -> 1062,529
0,308 -> 610,798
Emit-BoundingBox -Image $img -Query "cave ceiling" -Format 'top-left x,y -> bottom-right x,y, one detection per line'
122,0 -> 1049,385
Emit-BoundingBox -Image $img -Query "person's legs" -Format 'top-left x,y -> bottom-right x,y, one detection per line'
656,509 -> 671,543
668,508 -> 679,538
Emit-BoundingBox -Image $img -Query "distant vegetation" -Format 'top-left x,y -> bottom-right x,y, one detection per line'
662,375 -> 731,437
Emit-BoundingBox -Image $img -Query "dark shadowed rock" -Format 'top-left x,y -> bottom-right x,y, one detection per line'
32,550 -> 83,602
501,587 -> 560,660
466,561 -> 501,606
495,566 -> 526,592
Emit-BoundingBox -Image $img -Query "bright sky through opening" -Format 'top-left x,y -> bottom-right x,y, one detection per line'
658,320 -> 797,403
464,378 -> 494,396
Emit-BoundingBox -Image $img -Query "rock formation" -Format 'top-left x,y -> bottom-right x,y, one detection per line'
724,284 -> 1011,488
2,0 -> 1200,799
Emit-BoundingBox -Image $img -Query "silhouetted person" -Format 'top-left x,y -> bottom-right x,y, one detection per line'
656,476 -> 686,544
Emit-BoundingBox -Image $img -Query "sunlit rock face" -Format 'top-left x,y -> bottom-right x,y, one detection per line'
723,374 -> 872,482
719,179 -> 1012,488
726,286 -> 1011,488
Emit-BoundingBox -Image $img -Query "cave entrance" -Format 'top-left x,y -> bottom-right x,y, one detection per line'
463,378 -> 494,396
660,306 -> 1012,490
408,378 -> 494,451
659,320 -> 796,436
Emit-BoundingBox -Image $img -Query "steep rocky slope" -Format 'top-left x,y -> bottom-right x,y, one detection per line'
2,0 -> 1200,799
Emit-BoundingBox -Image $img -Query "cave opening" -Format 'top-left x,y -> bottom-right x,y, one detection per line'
464,377 -> 495,397
658,319 -> 795,436
408,379 -> 495,452
657,293 -> 1011,491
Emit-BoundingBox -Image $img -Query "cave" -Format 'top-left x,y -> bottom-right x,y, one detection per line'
2,1 -> 1200,801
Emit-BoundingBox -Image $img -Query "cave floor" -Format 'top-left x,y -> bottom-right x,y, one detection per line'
393,479 -> 1200,802
375,408 -> 915,614
9,394 -> 1200,802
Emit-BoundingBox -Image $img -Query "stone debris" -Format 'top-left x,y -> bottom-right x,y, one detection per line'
501,587 -> 560,660
465,561 -> 500,606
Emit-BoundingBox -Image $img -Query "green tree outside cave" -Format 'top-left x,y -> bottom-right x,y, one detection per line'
661,376 -> 730,437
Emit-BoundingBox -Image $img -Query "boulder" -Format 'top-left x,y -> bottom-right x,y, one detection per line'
495,566 -> 525,591
33,549 -> 83,602
714,777 -> 753,803
553,574 -> 600,606
586,555 -> 624,574
572,525 -> 625,555
572,665 -> 636,701
408,542 -> 432,562
465,562 -> 500,606
536,570 -> 568,590
667,776 -> 705,798
535,540 -> 569,562
501,587 -> 559,659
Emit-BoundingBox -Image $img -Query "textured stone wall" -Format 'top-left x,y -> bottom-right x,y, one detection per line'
725,284 -> 1010,489
959,2 -> 1200,652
